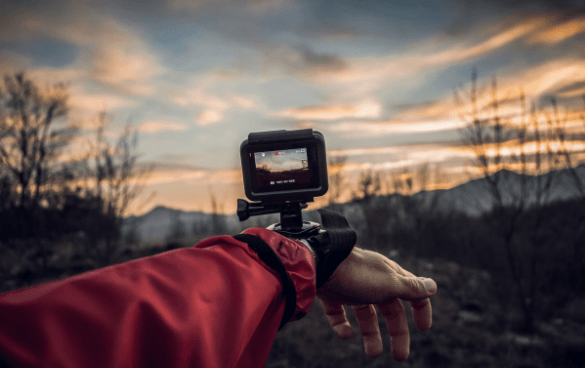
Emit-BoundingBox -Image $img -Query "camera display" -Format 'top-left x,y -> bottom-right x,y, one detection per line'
240,129 -> 328,202
253,148 -> 310,188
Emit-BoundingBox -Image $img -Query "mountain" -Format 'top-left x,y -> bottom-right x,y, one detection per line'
418,164 -> 585,216
123,206 -> 239,245
125,165 -> 585,245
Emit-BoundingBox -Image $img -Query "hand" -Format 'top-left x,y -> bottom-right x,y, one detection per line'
316,247 -> 437,361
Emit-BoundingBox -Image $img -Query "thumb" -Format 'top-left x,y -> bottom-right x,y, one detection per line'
396,276 -> 437,300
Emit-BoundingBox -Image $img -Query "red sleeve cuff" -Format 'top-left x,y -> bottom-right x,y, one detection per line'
239,228 -> 317,321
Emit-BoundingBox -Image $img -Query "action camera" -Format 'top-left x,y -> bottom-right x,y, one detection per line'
240,129 -> 328,203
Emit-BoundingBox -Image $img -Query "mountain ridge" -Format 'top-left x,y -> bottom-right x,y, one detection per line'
125,165 -> 585,245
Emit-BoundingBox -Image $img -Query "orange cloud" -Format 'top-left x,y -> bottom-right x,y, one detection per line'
557,85 -> 585,98
301,16 -> 556,95
196,110 -> 224,126
328,117 -> 466,137
147,164 -> 207,185
329,143 -> 474,165
433,17 -> 549,65
528,17 -> 585,45
87,45 -> 162,97
274,100 -> 381,120
68,88 -> 137,118
138,121 -> 189,133
1,6 -> 163,98
171,76 -> 261,112
231,94 -> 260,109
146,163 -> 241,186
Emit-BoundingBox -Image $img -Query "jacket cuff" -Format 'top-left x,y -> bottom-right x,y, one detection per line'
240,228 -> 317,322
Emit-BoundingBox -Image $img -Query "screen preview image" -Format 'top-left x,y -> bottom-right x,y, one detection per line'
253,148 -> 310,187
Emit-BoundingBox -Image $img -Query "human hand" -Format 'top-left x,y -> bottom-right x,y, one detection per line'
316,247 -> 437,361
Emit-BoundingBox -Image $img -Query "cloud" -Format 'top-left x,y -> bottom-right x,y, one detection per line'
170,73 -> 261,109
261,44 -> 349,80
327,143 -> 475,179
555,81 -> 585,98
273,100 -> 382,120
268,15 -> 570,99
147,163 -> 207,185
0,51 -> 32,73
498,58 -> 585,99
87,45 -> 162,97
528,16 -> 585,44
432,17 -> 549,64
444,0 -> 585,36
146,163 -> 241,185
138,121 -> 189,133
196,110 -> 224,126
329,119 -> 467,137
174,91 -> 231,110
68,88 -> 137,118
231,94 -> 260,109
167,0 -> 291,12
0,1 -> 164,98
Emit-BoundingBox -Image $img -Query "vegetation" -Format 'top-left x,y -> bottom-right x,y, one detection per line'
0,71 -> 148,285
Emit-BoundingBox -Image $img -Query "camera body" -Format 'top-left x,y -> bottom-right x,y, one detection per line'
240,129 -> 328,203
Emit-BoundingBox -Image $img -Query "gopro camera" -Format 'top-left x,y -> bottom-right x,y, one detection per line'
237,129 -> 328,232
240,129 -> 328,203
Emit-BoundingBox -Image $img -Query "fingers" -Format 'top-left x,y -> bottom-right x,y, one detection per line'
377,299 -> 410,362
410,298 -> 433,330
319,299 -> 353,338
352,305 -> 383,357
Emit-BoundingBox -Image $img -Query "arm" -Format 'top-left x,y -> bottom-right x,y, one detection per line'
0,229 -> 316,368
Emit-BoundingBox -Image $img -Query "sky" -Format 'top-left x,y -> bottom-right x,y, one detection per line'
1,0 -> 585,214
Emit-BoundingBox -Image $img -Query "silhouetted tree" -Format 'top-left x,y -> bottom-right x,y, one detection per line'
327,155 -> 347,205
209,187 -> 227,235
455,70 -> 573,331
0,71 -> 76,239
83,112 -> 151,266
353,169 -> 381,201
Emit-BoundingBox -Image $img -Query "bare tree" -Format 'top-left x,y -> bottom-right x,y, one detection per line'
84,112 -> 151,266
455,71 -> 571,331
353,169 -> 381,201
0,72 -> 75,238
209,187 -> 227,235
548,96 -> 585,291
327,155 -> 347,205
457,72 -> 534,329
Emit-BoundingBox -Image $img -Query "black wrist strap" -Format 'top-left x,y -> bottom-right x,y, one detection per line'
232,234 -> 297,330
312,209 -> 357,288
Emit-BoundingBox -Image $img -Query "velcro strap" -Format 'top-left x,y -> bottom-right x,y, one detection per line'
232,234 -> 297,330
312,209 -> 357,288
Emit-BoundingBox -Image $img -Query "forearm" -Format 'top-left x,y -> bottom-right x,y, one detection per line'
0,231 -> 316,368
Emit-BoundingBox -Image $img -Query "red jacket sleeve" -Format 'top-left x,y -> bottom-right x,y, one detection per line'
0,228 -> 316,368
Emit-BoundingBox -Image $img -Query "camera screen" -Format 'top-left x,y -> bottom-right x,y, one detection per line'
253,148 -> 310,189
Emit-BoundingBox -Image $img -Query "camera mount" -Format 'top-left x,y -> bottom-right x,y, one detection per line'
237,199 -> 323,238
